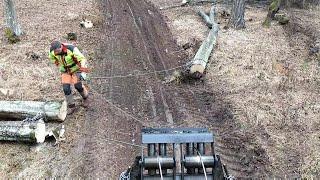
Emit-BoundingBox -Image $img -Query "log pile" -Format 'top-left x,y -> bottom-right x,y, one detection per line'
0,113 -> 46,143
0,100 -> 67,122
0,101 -> 67,144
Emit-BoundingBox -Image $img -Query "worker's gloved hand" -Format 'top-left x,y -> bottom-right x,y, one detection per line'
76,72 -> 87,81
80,72 -> 87,81
54,60 -> 59,66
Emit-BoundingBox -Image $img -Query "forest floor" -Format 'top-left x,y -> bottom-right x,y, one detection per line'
0,0 -> 319,178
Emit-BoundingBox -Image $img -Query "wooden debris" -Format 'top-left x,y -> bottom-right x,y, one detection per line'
46,125 -> 65,145
0,88 -> 14,97
80,19 -> 93,28
0,100 -> 67,122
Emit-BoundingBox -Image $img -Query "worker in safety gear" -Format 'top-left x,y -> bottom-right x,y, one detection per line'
49,41 -> 90,115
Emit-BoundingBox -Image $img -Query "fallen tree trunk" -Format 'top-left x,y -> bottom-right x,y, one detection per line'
0,115 -> 46,143
160,0 -> 215,10
197,9 -> 213,28
0,100 -> 67,122
190,6 -> 219,76
182,0 -> 215,4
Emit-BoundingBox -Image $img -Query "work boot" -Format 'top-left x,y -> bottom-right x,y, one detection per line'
82,96 -> 90,108
65,94 -> 76,115
79,89 -> 90,108
67,104 -> 77,115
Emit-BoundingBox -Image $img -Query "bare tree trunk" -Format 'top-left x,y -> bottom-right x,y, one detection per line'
3,0 -> 22,36
197,9 -> 213,28
229,0 -> 246,29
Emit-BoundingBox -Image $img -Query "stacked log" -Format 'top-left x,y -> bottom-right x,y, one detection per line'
0,101 -> 67,144
0,113 -> 46,143
0,100 -> 67,122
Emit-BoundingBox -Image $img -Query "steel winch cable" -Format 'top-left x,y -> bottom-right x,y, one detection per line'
194,147 -> 208,180
157,156 -> 164,180
90,90 -> 158,127
119,170 -> 131,180
67,128 -> 146,149
89,64 -> 188,80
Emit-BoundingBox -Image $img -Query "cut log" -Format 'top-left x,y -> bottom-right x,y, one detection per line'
0,119 -> 46,143
190,6 -> 219,76
0,100 -> 67,122
182,0 -> 215,4
160,0 -> 215,10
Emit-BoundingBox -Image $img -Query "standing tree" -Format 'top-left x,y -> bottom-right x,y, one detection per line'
3,0 -> 22,37
229,0 -> 246,29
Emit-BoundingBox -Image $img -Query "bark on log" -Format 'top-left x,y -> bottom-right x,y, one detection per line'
0,119 -> 46,143
182,0 -> 215,4
160,0 -> 215,10
197,9 -> 213,28
209,5 -> 216,23
190,6 -> 219,75
0,101 -> 67,122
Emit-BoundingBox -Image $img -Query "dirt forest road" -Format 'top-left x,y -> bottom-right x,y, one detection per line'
56,0 -> 270,178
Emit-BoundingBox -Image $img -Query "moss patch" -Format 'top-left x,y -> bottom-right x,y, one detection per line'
4,28 -> 20,44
